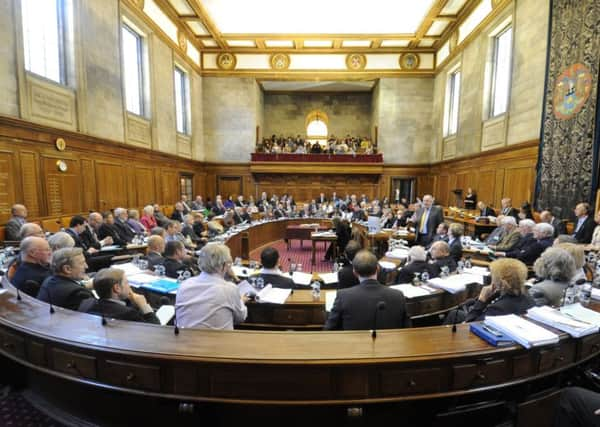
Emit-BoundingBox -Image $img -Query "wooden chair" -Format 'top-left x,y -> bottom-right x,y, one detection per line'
42,218 -> 62,233
163,205 -> 174,219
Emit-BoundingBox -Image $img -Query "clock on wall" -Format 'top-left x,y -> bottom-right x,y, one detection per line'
56,160 -> 68,172
55,137 -> 66,152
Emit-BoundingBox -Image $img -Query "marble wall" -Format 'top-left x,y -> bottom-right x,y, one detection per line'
0,1 -> 19,117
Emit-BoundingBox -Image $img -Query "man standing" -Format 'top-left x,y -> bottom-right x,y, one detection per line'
413,195 -> 444,246
324,250 -> 411,330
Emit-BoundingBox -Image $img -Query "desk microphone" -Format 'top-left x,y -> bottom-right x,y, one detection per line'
173,312 -> 180,335
47,286 -> 55,314
371,301 -> 386,340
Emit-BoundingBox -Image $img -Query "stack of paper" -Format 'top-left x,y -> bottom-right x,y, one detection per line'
156,305 -> 175,326
527,305 -> 598,338
591,288 -> 600,301
484,314 -> 560,349
463,266 -> 490,276
389,284 -> 431,298
561,303 -> 600,325
318,272 -> 339,285
378,260 -> 397,270
427,273 -> 484,294
292,271 -> 313,286
231,265 -> 258,278
113,262 -> 143,276
385,248 -> 409,259
325,291 -> 337,312
100,245 -> 121,252
255,284 -> 291,304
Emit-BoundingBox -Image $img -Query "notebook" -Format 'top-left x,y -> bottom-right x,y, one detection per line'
141,278 -> 180,294
484,314 -> 560,349
527,305 -> 599,338
469,322 -> 516,347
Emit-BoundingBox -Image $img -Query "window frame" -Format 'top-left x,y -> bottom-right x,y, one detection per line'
173,64 -> 191,135
121,23 -> 147,117
443,67 -> 461,137
489,25 -> 513,118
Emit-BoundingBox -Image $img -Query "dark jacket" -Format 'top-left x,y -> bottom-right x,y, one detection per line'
429,256 -> 458,278
251,272 -> 295,289
78,298 -> 160,324
37,275 -> 94,311
163,258 -> 194,279
113,219 -> 136,243
324,279 -> 411,330
171,210 -> 185,222
146,251 -> 164,270
98,223 -> 126,247
479,207 -> 495,217
11,262 -> 51,297
396,260 -> 431,284
501,207 -> 519,222
80,226 -> 102,250
337,265 -> 359,289
414,206 -> 444,242
5,217 -> 24,241
448,238 -> 463,262
574,216 -> 596,244
65,228 -> 89,251
465,292 -> 535,322
506,234 -> 552,265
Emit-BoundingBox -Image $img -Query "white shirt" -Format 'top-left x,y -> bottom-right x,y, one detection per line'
175,272 -> 247,330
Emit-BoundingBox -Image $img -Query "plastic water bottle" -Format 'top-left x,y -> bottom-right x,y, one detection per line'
457,260 -> 465,274
311,281 -> 321,299
412,272 -> 421,286
579,282 -> 592,305
465,257 -> 472,269
256,277 -> 265,290
421,271 -> 430,283
564,283 -> 577,305
441,266 -> 450,278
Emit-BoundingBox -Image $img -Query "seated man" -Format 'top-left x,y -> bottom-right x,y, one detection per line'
494,219 -> 534,259
568,202 -> 596,244
447,223 -> 464,262
396,246 -> 431,284
324,250 -> 411,330
81,212 -> 113,250
181,214 -> 203,245
488,216 -> 521,252
113,207 -> 136,243
19,223 -> 45,240
477,201 -> 496,217
428,241 -> 458,277
11,236 -> 52,297
66,216 -> 99,256
5,204 -> 27,241
78,268 -> 159,324
163,240 -> 195,279
146,235 -> 165,270
176,243 -> 247,330
428,222 -> 449,247
98,212 -> 127,247
337,240 -> 361,289
502,222 -> 554,265
539,209 -> 566,238
37,247 -> 93,310
47,231 -> 75,251
250,247 -> 294,289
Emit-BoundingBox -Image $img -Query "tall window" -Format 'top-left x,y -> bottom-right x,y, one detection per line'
490,26 -> 513,117
174,66 -> 191,134
444,69 -> 461,137
180,174 -> 193,201
306,119 -> 327,138
21,0 -> 68,84
122,24 -> 146,116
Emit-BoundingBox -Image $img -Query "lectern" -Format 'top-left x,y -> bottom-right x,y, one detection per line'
452,189 -> 463,208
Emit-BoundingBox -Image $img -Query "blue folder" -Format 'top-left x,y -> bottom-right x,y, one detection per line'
469,322 -> 516,347
141,279 -> 180,294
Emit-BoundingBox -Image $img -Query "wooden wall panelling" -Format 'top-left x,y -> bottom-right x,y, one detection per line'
494,169 -> 506,208
161,169 -> 179,204
217,176 -> 243,198
135,167 -> 157,207
0,150 -> 17,223
42,155 -> 82,215
477,169 -> 496,207
503,165 -> 535,207
437,175 -> 450,206
19,151 -> 41,218
80,158 -> 97,212
95,161 -> 127,211
126,166 -> 137,209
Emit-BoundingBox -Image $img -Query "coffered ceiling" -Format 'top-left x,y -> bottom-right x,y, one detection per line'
159,0 -> 475,52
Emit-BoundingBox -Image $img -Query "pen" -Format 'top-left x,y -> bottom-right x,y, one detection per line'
481,324 -> 503,337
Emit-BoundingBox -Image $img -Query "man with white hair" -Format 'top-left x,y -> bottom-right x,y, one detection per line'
488,216 -> 521,251
113,207 -> 136,243
81,212 -> 113,250
18,223 -> 45,240
47,232 -> 75,251
494,220 -> 552,264
412,195 -> 444,246
396,246 -> 431,284
175,243 -> 247,330
11,236 -> 52,296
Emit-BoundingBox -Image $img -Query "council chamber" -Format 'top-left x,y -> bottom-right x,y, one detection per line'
1,0 -> 600,426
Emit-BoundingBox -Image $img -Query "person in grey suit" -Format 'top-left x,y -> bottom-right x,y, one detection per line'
324,250 -> 411,331
5,204 -> 28,241
412,195 -> 444,246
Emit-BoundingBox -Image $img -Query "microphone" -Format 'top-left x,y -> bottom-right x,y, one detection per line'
173,310 -> 180,335
47,286 -> 55,314
371,301 -> 386,340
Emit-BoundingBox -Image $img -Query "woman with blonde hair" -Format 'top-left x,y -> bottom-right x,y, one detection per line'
465,258 -> 535,321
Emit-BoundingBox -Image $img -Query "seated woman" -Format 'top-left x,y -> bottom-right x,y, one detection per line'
464,258 -> 535,322
555,242 -> 587,283
529,247 -> 576,306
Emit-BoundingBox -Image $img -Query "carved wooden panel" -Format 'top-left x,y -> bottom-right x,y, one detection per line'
0,151 -> 16,222
42,156 -> 81,215
19,152 -> 40,217
135,167 -> 156,207
95,161 -> 127,211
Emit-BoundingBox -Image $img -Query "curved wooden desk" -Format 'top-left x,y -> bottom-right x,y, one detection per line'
0,282 -> 599,425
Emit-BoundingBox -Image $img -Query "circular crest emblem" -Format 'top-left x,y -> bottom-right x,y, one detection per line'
217,52 -> 237,70
553,63 -> 592,120
345,54 -> 366,71
178,31 -> 187,53
399,53 -> 420,70
270,53 -> 290,70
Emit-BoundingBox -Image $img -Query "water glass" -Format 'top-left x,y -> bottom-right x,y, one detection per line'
297,264 -> 303,272
138,259 -> 148,271
234,257 -> 242,266
176,270 -> 184,283
412,272 -> 421,286
441,266 -> 449,278
154,265 -> 165,277
256,277 -> 265,290
133,254 -> 141,266
290,263 -> 297,272
457,260 -> 465,273
421,271 -> 430,282
579,283 -> 592,305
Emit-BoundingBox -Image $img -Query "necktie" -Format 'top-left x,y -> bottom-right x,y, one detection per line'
420,209 -> 428,233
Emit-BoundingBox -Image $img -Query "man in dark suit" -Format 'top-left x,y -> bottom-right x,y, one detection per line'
428,241 -> 458,277
250,247 -> 294,289
113,208 -> 136,243
78,268 -> 159,324
317,192 -> 328,206
427,223 -> 449,248
146,235 -> 165,270
81,212 -> 114,250
496,222 -> 553,265
539,210 -> 566,238
396,246 -> 431,284
66,216 -> 99,256
447,223 -> 464,262
477,201 -> 496,217
337,240 -> 361,289
11,236 -> 52,297
324,250 -> 411,330
571,202 -> 596,244
5,204 -> 27,241
500,198 -> 519,221
413,195 -> 444,246
163,241 -> 195,279
37,247 -> 94,311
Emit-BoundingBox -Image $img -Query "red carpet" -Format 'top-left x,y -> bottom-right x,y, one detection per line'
249,239 -> 334,273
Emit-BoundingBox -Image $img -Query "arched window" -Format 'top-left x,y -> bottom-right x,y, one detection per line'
306,119 -> 327,137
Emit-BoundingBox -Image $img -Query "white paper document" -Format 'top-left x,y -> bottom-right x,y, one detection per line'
325,291 -> 337,312
592,288 -> 600,301
427,273 -> 483,294
100,245 -> 121,252
113,262 -> 143,276
292,271 -> 313,286
256,284 -> 291,304
385,248 -> 409,260
560,303 -> 600,326
527,305 -> 598,338
378,261 -> 397,270
389,284 -> 431,298
156,305 -> 175,326
318,272 -> 339,285
231,265 -> 258,278
484,314 -> 560,349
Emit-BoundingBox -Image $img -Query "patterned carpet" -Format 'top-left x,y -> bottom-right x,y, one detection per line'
249,239 -> 334,273
0,390 -> 66,427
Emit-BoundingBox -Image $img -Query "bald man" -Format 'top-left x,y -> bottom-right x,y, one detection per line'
6,204 -> 27,241
12,236 -> 52,296
81,212 -> 113,250
19,223 -> 45,240
146,235 -> 165,270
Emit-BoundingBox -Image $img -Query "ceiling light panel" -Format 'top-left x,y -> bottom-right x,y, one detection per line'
426,20 -> 449,36
168,0 -> 195,15
418,39 -> 435,47
226,40 -> 256,47
186,21 -> 209,35
202,39 -> 218,47
144,0 -> 178,43
201,0 -> 436,34
380,40 -> 410,47
264,40 -> 295,48
440,0 -> 468,15
303,40 -> 333,48
341,40 -> 372,48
